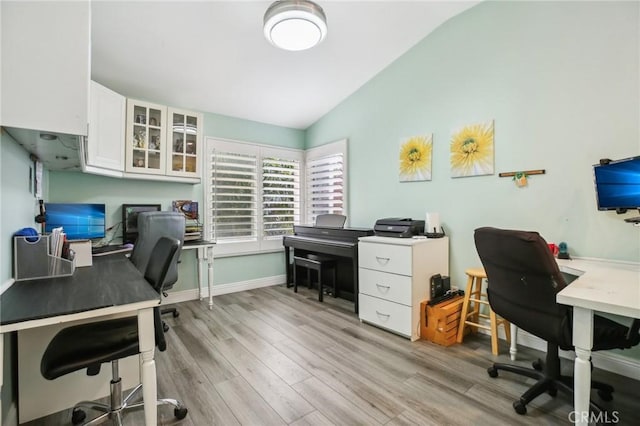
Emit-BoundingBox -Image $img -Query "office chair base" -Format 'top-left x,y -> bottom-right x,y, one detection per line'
487,343 -> 613,417
71,368 -> 188,425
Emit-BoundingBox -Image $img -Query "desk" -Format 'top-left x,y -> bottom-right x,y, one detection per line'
0,255 -> 160,425
556,258 -> 640,426
182,240 -> 215,309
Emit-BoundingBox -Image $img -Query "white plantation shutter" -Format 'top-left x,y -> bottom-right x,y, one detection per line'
210,150 -> 258,242
262,156 -> 300,238
205,138 -> 304,254
306,152 -> 345,224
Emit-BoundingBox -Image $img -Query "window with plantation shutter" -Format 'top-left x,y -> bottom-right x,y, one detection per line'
205,138 -> 303,255
211,150 -> 257,242
305,139 -> 348,225
262,156 -> 300,238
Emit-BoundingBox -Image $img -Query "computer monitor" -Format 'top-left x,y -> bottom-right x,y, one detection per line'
593,156 -> 640,211
45,203 -> 106,240
122,204 -> 161,244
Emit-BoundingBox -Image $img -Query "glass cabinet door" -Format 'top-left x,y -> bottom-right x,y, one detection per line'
126,99 -> 166,174
167,108 -> 201,177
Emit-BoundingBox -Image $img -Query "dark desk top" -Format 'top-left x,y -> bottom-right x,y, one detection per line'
182,239 -> 215,248
1,255 -> 159,326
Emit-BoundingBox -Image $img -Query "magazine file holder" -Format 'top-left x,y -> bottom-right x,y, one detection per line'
13,235 -> 75,281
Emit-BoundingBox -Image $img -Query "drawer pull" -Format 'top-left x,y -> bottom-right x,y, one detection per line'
376,311 -> 391,321
375,256 -> 390,265
375,283 -> 391,293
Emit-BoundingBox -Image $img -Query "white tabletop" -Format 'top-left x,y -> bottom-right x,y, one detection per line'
556,258 -> 640,319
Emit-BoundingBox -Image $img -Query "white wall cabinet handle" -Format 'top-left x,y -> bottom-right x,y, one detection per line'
375,256 -> 390,265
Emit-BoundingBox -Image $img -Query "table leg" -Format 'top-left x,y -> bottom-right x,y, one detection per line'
0,334 -> 3,421
207,245 -> 214,310
196,247 -> 205,301
137,308 -> 157,426
572,306 -> 594,426
509,323 -> 518,361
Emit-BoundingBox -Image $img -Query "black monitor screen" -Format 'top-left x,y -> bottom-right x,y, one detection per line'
45,203 -> 106,240
594,156 -> 640,210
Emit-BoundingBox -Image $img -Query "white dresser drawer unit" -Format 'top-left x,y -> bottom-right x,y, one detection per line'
358,294 -> 412,337
358,236 -> 449,341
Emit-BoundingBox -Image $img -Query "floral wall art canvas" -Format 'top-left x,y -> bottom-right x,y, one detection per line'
399,135 -> 433,182
450,120 -> 495,178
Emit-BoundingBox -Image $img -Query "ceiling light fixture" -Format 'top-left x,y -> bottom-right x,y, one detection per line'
263,0 -> 327,51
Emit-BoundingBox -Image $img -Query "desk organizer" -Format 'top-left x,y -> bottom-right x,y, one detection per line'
13,235 -> 75,281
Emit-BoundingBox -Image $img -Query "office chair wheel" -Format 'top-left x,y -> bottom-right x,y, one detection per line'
513,400 -> 527,415
173,311 -> 180,318
598,389 -> 613,402
532,359 -> 543,371
163,321 -> 170,333
487,366 -> 498,378
175,406 -> 188,420
71,408 -> 86,425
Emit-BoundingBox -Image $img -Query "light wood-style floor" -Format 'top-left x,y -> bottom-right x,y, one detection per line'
27,285 -> 639,425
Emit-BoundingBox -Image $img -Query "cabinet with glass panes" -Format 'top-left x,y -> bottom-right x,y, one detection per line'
167,107 -> 202,178
125,99 -> 167,175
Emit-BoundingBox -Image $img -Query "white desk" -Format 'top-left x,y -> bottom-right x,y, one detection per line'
182,240 -> 215,309
556,258 -> 640,426
0,255 -> 160,425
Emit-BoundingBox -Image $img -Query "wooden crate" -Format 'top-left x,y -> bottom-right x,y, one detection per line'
420,295 -> 465,347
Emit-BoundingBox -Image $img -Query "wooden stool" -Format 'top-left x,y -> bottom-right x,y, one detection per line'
293,255 -> 337,302
456,267 -> 511,355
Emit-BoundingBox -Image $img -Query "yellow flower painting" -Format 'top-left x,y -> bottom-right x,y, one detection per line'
399,135 -> 432,182
450,120 -> 495,178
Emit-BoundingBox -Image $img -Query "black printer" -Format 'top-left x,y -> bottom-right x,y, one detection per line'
374,218 -> 425,238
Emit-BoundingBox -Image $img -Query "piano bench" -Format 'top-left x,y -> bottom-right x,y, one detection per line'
293,255 -> 337,302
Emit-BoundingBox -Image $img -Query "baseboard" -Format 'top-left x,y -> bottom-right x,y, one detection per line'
163,274 -> 285,305
3,401 -> 18,426
0,278 -> 15,296
478,325 -> 640,381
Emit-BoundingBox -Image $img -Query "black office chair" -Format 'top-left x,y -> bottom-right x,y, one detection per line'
474,227 -> 640,416
41,237 -> 188,425
130,211 -> 185,331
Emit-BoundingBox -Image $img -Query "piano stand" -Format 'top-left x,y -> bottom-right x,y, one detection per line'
283,225 -> 374,314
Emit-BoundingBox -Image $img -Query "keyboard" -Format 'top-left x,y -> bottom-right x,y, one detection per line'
91,245 -> 133,256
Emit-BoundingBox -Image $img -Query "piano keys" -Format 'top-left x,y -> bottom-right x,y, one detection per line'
283,225 -> 374,313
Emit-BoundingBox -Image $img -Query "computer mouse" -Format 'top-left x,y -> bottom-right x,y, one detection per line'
123,243 -> 134,249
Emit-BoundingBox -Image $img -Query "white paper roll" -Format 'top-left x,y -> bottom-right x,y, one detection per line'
426,212 -> 441,234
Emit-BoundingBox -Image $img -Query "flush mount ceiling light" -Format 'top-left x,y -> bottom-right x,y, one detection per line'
263,0 -> 327,51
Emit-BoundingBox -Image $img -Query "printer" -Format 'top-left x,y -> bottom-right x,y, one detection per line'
374,218 -> 425,238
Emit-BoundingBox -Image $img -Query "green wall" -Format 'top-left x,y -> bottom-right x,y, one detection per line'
49,110 -> 305,288
306,1 -> 640,287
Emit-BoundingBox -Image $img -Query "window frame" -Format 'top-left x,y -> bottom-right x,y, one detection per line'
304,139 -> 348,226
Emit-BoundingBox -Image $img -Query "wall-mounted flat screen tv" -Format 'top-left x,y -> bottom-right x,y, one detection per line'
45,203 -> 106,240
593,156 -> 640,211
122,204 -> 161,244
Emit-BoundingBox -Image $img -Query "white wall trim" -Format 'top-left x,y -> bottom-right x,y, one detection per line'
478,324 -> 640,381
0,278 -> 15,296
163,274 -> 285,305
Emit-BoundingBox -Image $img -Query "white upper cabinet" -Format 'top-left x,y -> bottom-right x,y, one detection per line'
84,81 -> 126,175
1,1 -> 90,136
166,108 -> 202,178
125,99 -> 168,175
